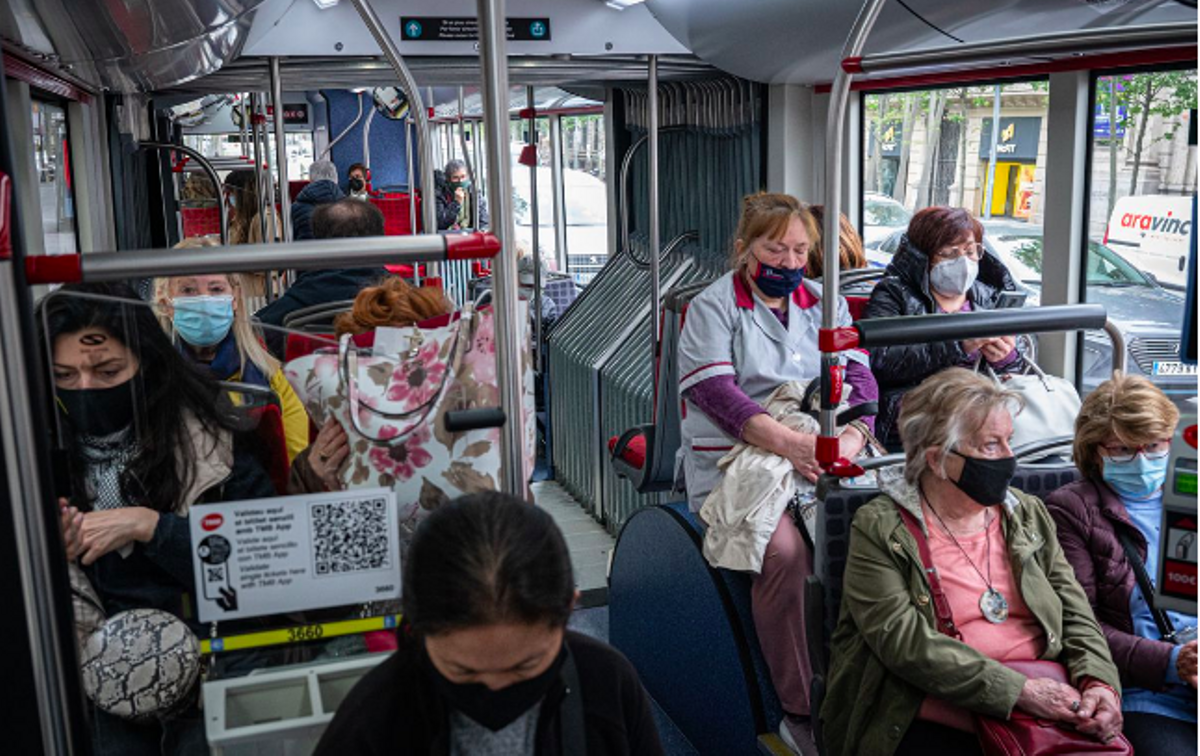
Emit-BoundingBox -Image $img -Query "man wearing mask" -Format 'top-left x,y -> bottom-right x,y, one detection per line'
435,159 -> 489,231
347,163 -> 370,201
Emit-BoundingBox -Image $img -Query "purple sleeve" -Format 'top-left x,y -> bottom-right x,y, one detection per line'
989,346 -> 1021,370
683,374 -> 766,441
844,357 -> 877,434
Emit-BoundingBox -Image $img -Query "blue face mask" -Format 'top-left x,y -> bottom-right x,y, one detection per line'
172,296 -> 234,348
1102,453 -> 1169,498
751,259 -> 805,298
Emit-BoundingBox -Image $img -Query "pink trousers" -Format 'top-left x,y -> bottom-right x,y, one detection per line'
751,517 -> 812,717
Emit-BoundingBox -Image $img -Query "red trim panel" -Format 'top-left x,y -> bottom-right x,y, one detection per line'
518,107 -> 536,119
819,326 -> 861,352
842,57 -> 864,74
0,172 -> 11,261
26,254 -> 82,285
828,459 -> 866,478
816,46 -> 1197,93
3,52 -> 93,104
444,231 -> 502,260
816,435 -> 841,467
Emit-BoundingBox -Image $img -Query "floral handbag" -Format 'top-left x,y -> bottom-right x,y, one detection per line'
285,299 -> 535,544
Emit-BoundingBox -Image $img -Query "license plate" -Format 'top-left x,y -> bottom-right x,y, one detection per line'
1153,361 -> 1198,376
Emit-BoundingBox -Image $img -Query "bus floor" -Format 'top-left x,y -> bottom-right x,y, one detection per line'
533,480 -> 612,607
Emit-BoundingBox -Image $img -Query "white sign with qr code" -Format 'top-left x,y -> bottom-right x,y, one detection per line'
189,488 -> 400,623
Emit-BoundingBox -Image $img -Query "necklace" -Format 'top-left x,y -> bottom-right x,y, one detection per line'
920,484 -> 1009,624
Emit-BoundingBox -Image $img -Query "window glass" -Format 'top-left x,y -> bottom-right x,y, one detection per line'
510,117 -> 558,266
560,114 -> 608,285
31,99 -> 78,255
1082,68 -> 1197,404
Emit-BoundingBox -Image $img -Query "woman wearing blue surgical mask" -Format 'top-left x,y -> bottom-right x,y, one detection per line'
863,206 -> 1023,451
1047,375 -> 1196,756
154,240 -> 309,464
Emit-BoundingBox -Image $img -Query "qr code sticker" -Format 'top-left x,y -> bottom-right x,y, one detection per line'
310,497 -> 391,577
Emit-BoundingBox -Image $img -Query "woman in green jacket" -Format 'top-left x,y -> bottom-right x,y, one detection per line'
821,368 -> 1124,756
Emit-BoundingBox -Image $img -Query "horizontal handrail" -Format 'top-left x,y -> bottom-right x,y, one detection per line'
854,304 -> 1108,348
853,434 -> 1075,474
851,22 -> 1196,75
24,232 -> 500,285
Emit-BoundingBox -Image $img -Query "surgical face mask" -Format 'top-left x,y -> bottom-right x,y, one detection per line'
450,179 -> 471,191
57,378 -> 138,438
349,177 -> 365,193
929,255 -> 980,297
751,258 -> 805,299
949,450 -> 1017,507
424,644 -> 566,731
172,296 -> 234,348
1103,453 -> 1169,499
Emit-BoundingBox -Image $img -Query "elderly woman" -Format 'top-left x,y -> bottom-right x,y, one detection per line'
1046,375 -> 1196,755
678,192 -> 877,751
822,368 -> 1123,756
863,207 -> 1021,449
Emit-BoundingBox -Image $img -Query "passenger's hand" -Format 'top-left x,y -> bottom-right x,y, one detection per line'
78,508 -> 160,566
981,335 -> 1016,363
1015,677 -> 1086,724
454,187 -> 466,202
962,337 -> 992,355
1177,640 -> 1198,688
785,432 -> 820,483
308,418 -> 349,491
59,499 -> 84,562
1075,684 -> 1123,744
838,425 -> 866,460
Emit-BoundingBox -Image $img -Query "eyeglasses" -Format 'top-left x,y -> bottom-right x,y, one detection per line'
933,243 -> 984,262
1100,441 -> 1172,463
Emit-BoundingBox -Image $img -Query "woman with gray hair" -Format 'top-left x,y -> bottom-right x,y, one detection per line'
821,368 -> 1125,755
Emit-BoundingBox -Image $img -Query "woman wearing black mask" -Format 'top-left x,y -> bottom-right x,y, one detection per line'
821,368 -> 1123,756
41,283 -> 276,756
314,491 -> 663,756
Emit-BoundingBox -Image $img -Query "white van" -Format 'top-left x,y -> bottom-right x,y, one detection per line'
1105,194 -> 1193,289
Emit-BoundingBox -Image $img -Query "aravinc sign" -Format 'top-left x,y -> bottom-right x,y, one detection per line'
979,116 -> 1042,162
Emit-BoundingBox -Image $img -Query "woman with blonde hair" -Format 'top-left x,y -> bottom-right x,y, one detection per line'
155,237 -> 309,462
1046,374 -> 1195,755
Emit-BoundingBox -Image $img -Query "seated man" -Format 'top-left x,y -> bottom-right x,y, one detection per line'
291,160 -> 345,241
255,199 -> 389,356
435,159 -> 488,231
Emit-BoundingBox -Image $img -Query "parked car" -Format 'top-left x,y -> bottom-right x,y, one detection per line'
511,165 -> 609,285
862,192 -> 911,249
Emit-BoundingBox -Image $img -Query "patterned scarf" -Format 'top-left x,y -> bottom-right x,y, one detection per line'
79,427 -> 137,511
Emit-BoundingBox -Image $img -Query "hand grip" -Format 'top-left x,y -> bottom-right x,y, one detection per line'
443,408 -> 506,433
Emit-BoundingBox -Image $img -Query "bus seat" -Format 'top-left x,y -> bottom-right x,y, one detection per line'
220,382 -> 290,495
845,295 -> 869,322
370,194 -> 421,235
180,206 -> 220,239
280,300 -> 355,332
610,502 -> 782,756
284,332 -> 334,362
288,180 -> 310,203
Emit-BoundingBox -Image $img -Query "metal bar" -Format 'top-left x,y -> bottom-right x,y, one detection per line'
24,233 -> 501,284
348,0 -> 437,236
476,0 -> 528,498
854,22 -> 1196,75
648,56 -> 662,358
239,92 -> 250,158
821,0 -> 889,451
1103,318 -> 1127,373
982,84 -> 1001,219
619,126 -> 687,257
460,86 -> 482,230
549,114 -> 567,273
406,112 -> 417,234
137,142 -> 228,245
249,94 -> 269,244
854,304 -> 1109,347
269,58 -> 293,243
527,86 -> 542,372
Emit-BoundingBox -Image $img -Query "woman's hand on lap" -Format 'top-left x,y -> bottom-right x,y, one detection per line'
1015,677 -> 1085,724
1074,684 -> 1123,743
79,508 -> 160,565
786,432 -> 820,482
1177,640 -> 1198,688
308,418 -> 350,491
59,499 -> 84,561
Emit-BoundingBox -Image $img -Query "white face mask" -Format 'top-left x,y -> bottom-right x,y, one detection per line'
929,255 -> 979,297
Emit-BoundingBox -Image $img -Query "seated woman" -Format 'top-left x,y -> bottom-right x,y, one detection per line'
822,368 -> 1123,756
1046,374 -> 1196,755
288,276 -> 454,493
863,207 -> 1021,449
313,491 -> 663,755
678,192 -> 877,750
44,282 -> 275,755
803,205 -> 868,279
155,237 -> 308,463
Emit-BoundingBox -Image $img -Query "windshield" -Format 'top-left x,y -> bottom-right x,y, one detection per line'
997,235 -> 1152,287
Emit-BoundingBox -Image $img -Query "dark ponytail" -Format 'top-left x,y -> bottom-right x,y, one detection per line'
403,492 -> 575,636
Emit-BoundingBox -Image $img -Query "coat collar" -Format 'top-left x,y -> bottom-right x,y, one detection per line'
877,464 -> 1020,537
175,412 -> 233,516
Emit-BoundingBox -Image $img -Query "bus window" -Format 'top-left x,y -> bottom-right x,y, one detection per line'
1083,67 -> 1197,404
31,99 -> 78,255
561,114 -> 608,285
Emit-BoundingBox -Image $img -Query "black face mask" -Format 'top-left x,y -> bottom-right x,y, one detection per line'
949,451 -> 1017,507
57,378 -> 138,438
349,177 -> 365,192
424,642 -> 566,732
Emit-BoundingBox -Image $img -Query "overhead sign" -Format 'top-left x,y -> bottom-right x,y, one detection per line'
190,488 -> 400,623
868,122 -> 903,158
979,116 -> 1042,162
401,16 -> 551,42
266,103 -> 311,127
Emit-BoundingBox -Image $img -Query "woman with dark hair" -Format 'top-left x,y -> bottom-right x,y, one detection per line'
225,168 -> 278,245
43,282 -> 275,755
863,206 -> 1022,449
314,492 -> 663,756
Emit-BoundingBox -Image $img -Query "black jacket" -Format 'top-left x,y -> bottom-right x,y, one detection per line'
434,170 -> 489,231
291,180 -> 345,241
255,267 -> 387,356
863,235 -> 1021,447
313,630 -> 664,756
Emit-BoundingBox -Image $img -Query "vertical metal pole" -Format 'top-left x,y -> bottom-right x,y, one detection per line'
527,86 -> 542,371
460,86 -> 481,229
648,55 -> 661,355
405,112 -> 417,234
269,58 -> 293,242
549,114 -> 567,274
821,0 -> 888,450
249,94 -> 269,244
260,93 -> 279,243
477,0 -> 527,497
983,83 -> 1002,219
240,92 -> 250,159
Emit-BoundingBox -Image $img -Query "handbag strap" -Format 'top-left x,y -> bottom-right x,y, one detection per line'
558,647 -> 588,756
1115,524 -> 1177,643
896,504 -> 964,641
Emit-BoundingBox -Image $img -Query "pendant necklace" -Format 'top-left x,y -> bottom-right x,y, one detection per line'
920,485 -> 1009,624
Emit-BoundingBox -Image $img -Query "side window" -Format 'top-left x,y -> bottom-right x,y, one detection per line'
560,114 -> 608,285
31,99 -> 79,255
